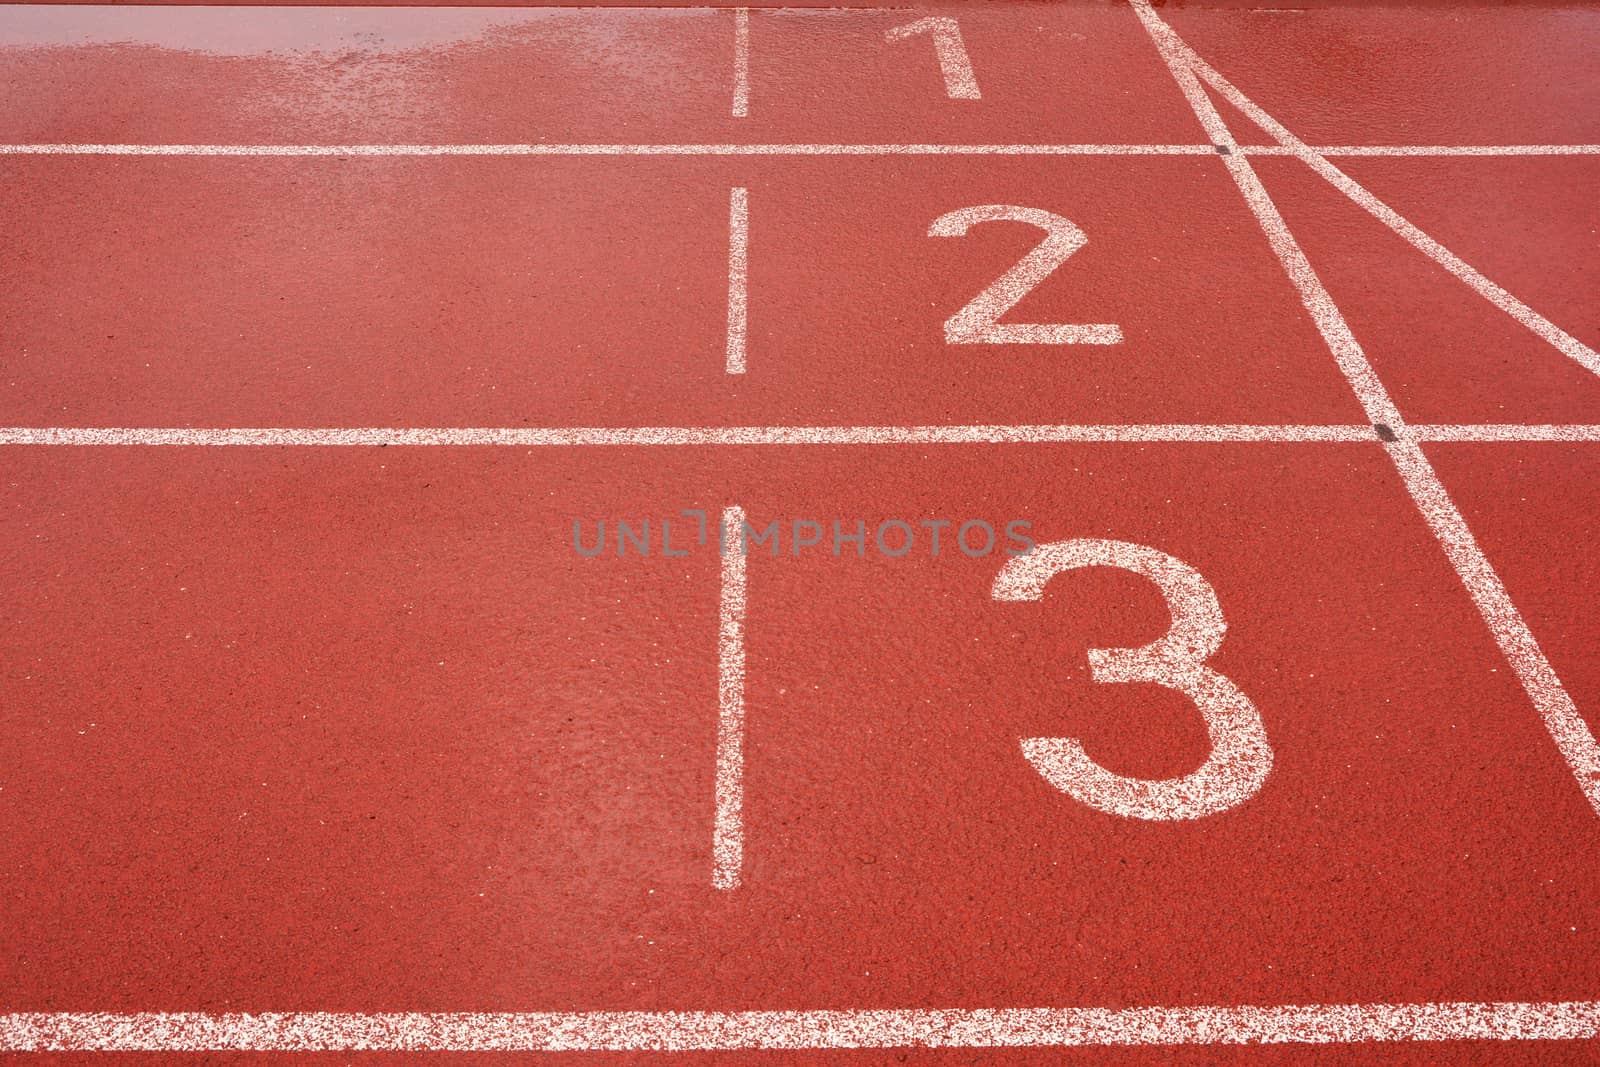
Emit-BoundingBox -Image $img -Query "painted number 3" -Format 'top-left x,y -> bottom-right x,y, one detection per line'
993,540 -> 1274,820
929,205 -> 1123,345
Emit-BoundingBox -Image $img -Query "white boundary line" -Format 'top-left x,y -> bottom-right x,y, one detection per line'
0,426 -> 1378,446
726,187 -> 749,375
1131,0 -> 1600,817
5,426 -> 1599,446
4,1002 -> 1599,1051
731,8 -> 750,118
712,504 -> 748,891
1414,425 -> 1600,442
1128,3 -> 1401,426
0,143 -> 1596,157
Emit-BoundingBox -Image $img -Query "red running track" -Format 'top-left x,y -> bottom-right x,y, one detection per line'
3,2 -> 1600,1063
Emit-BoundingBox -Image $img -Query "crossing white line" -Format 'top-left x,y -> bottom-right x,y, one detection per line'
1251,145 -> 1600,157
0,142 -> 1216,157
712,504 -> 748,891
1314,145 -> 1600,157
1131,0 -> 1600,819
5,1001 -> 1599,1051
0,426 -> 1378,446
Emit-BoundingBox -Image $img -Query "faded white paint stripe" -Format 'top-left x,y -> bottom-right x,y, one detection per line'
731,9 -> 750,118
713,504 -> 748,891
0,143 -> 1218,156
4,1002 -> 1599,1051
0,426 -> 1376,446
1414,425 -> 1600,442
1383,437 -> 1600,805
726,188 -> 749,375
1131,0 -> 1600,818
1300,145 -> 1600,157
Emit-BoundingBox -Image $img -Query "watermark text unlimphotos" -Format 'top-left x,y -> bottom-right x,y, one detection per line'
573,511 -> 1034,558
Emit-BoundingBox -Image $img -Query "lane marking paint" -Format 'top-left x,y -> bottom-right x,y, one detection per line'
885,16 -> 982,101
1414,424 -> 1600,442
713,504 -> 747,891
726,188 -> 749,375
1162,37 -> 1600,378
15,425 -> 1600,445
5,1002 -> 1600,1051
1295,145 -> 1600,157
0,426 -> 1378,446
1132,0 -> 1600,818
0,144 -> 1593,157
0,143 -> 1231,157
1128,1 -> 1402,429
731,9 -> 750,118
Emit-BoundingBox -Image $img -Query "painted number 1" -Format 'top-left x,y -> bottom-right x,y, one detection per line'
885,16 -> 981,100
993,539 -> 1274,820
930,206 -> 1123,345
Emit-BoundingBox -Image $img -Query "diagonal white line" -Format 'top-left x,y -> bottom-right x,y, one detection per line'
1130,0 -> 1600,819
1126,3 -> 1401,429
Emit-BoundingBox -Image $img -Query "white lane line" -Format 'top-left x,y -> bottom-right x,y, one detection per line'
1301,145 -> 1600,157
1415,425 -> 1600,442
1160,41 -> 1600,378
1132,0 -> 1600,818
16,425 -> 1600,446
1381,437 -> 1600,801
731,8 -> 750,118
0,426 -> 1377,446
726,188 -> 749,375
1241,145 -> 1600,157
5,1001 -> 1600,1051
713,504 -> 747,891
0,143 -> 1219,156
0,144 -> 1595,157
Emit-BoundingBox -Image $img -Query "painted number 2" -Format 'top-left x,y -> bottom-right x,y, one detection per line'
993,539 -> 1273,820
929,205 -> 1123,345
